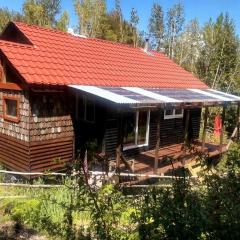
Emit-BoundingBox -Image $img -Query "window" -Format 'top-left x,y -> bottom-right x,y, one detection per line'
123,110 -> 150,150
76,94 -> 95,123
164,108 -> 183,119
3,96 -> 19,122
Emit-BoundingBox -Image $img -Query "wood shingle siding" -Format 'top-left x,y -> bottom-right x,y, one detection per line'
0,90 -> 30,142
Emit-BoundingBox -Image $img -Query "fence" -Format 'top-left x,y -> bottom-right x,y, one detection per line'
0,169 -> 198,188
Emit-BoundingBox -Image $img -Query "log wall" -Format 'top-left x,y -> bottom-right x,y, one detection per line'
105,108 -> 202,157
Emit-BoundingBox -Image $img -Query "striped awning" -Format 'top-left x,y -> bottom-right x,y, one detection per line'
69,85 -> 240,106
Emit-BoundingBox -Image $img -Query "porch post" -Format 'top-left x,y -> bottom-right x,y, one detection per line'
116,110 -> 123,170
237,103 -> 240,142
184,109 -> 190,147
202,106 -> 209,151
154,109 -> 161,173
219,105 -> 226,153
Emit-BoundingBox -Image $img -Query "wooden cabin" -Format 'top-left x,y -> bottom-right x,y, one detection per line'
0,22 -> 239,174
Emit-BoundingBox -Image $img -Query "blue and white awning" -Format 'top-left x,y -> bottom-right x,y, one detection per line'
69,85 -> 240,106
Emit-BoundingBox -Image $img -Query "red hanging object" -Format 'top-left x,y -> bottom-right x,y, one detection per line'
214,115 -> 222,137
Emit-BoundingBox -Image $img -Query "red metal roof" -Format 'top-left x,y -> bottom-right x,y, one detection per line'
0,22 -> 208,89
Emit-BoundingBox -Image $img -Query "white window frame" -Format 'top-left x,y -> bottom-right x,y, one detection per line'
164,108 -> 184,119
123,110 -> 150,151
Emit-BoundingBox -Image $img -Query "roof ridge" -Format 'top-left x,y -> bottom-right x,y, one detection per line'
13,21 -> 148,51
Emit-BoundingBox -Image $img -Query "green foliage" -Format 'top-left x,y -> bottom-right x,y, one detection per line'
0,8 -> 23,32
89,184 -> 139,240
148,3 -> 164,51
21,0 -> 69,31
138,180 -> 205,240
203,144 -> 240,239
165,2 -> 185,59
197,13 -> 239,91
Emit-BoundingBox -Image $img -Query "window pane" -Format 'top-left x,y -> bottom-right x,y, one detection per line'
175,109 -> 183,115
165,109 -> 173,115
86,99 -> 95,122
123,112 -> 135,147
137,111 -> 147,145
5,99 -> 17,117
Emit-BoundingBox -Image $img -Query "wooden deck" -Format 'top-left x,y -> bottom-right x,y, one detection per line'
122,142 -> 226,176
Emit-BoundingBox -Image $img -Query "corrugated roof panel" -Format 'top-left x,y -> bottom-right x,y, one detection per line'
101,87 -> 154,101
122,87 -> 180,103
69,85 -> 139,104
208,89 -> 240,100
68,85 -> 240,105
145,88 -> 217,101
188,89 -> 232,101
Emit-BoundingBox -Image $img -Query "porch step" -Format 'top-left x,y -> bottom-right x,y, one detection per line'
185,161 -> 202,176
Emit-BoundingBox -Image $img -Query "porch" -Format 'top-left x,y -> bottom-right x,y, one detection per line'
119,141 -> 227,176
69,86 -> 240,178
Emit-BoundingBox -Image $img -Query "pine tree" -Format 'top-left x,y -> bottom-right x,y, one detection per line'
130,8 -> 139,47
23,0 -> 69,31
0,8 -> 23,32
74,0 -> 107,37
148,3 -> 164,51
175,19 -> 201,74
165,3 -> 185,58
197,13 -> 239,91
115,0 -> 124,42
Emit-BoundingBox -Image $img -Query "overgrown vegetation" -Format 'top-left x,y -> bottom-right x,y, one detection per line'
1,144 -> 240,239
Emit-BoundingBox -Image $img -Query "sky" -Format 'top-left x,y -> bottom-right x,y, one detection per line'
0,0 -> 240,35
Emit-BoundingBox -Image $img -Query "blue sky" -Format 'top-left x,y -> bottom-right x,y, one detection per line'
0,0 -> 240,34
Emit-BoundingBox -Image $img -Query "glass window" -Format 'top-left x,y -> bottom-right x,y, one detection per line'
165,109 -> 174,116
3,97 -> 19,122
123,110 -> 150,149
137,111 -> 148,145
77,95 -> 95,123
6,99 -> 17,116
175,109 -> 183,115
164,108 -> 183,119
123,112 -> 136,147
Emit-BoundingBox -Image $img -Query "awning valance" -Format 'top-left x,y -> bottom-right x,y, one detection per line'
69,85 -> 240,107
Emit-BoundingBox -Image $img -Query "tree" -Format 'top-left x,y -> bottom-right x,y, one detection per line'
114,0 -> 124,42
197,13 -> 239,91
56,10 -> 70,32
130,8 -> 139,47
23,0 -> 69,31
174,19 -> 202,74
0,8 -> 23,32
74,0 -> 107,37
40,0 -> 61,26
165,3 -> 185,58
148,3 -> 164,51
23,0 -> 46,26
